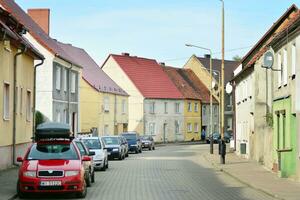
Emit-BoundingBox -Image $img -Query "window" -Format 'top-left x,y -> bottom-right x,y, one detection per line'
122,99 -> 126,114
194,103 -> 199,112
194,123 -> 199,133
75,141 -> 88,156
164,102 -> 168,114
283,49 -> 288,85
187,123 -> 192,132
63,68 -> 67,92
149,102 -> 155,114
26,90 -> 32,121
55,66 -> 61,90
175,120 -> 180,134
277,53 -> 282,88
149,123 -> 155,135
175,102 -> 180,113
3,83 -> 10,120
104,96 -> 109,112
20,87 -> 23,115
56,110 -> 61,123
71,72 -> 76,93
292,43 -> 296,77
63,109 -> 68,123
188,102 -> 192,112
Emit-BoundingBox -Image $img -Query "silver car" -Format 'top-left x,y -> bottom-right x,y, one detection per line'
102,136 -> 125,160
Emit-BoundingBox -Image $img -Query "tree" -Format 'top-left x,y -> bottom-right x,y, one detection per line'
35,110 -> 45,127
232,55 -> 242,62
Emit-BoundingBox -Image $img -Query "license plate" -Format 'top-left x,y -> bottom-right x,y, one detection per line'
40,181 -> 61,186
107,152 -> 111,155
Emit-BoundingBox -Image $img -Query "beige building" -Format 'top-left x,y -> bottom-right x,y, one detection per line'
0,8 -> 44,170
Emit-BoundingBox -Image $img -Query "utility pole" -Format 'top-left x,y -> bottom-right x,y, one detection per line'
220,0 -> 226,164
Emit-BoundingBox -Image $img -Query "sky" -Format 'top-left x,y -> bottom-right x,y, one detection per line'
17,0 -> 300,67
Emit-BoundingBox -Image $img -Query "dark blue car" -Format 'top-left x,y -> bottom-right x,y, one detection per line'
121,132 -> 142,154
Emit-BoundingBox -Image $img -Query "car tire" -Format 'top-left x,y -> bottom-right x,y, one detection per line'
86,172 -> 92,187
101,163 -> 106,171
149,146 -> 152,151
76,180 -> 87,198
118,154 -> 123,160
91,171 -> 95,183
125,152 -> 129,157
17,180 -> 26,199
135,149 -> 139,154
153,146 -> 155,150
139,148 -> 142,153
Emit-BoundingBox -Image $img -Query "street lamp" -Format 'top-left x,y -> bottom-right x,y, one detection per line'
185,44 -> 214,155
212,70 -> 221,136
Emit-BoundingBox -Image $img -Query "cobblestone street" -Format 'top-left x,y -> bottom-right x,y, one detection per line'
16,144 -> 276,200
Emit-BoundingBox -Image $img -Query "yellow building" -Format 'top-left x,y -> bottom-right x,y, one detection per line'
0,8 -> 44,170
57,43 -> 129,136
163,66 -> 203,141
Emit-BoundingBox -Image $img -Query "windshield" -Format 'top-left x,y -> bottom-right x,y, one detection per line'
27,143 -> 79,160
141,136 -> 150,140
102,137 -> 120,145
122,134 -> 137,141
82,139 -> 101,149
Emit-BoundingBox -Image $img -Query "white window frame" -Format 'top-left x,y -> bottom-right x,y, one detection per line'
283,48 -> 288,86
104,96 -> 109,112
71,72 -> 76,94
194,103 -> 199,112
194,123 -> 199,133
26,90 -> 32,122
188,102 -> 192,112
277,52 -> 282,88
55,66 -> 61,90
3,82 -> 10,120
175,120 -> 180,135
175,102 -> 180,113
63,68 -> 67,92
149,123 -> 155,135
149,102 -> 155,114
187,123 -> 192,133
292,43 -> 296,76
122,99 -> 126,114
164,102 -> 168,114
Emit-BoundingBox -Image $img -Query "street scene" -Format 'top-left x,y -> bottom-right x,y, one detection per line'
1,0 -> 300,200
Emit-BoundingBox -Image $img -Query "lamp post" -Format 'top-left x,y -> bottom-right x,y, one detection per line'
213,70 -> 221,136
185,44 -> 214,154
220,0 -> 226,164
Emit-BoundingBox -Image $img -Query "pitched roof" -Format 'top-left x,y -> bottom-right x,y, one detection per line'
57,42 -> 128,96
196,57 -> 239,83
163,66 -> 202,100
0,0 -> 80,66
108,54 -> 183,99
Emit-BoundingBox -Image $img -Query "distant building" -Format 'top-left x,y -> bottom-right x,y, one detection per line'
0,6 -> 44,170
102,53 -> 184,142
0,1 -> 83,133
57,42 -> 129,136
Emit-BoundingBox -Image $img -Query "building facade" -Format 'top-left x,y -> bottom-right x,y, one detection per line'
102,53 -> 184,142
0,7 -> 44,170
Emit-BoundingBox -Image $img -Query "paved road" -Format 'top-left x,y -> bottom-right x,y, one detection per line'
18,144 -> 276,200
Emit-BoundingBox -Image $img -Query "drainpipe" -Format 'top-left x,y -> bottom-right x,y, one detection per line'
32,59 -> 44,137
12,47 -> 26,166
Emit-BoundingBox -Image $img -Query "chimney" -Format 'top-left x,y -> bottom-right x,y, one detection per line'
122,52 -> 130,56
204,54 -> 211,59
159,62 -> 165,66
28,9 -> 50,35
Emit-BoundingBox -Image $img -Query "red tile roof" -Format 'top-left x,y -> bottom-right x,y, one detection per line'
0,0 -> 80,66
108,54 -> 183,99
57,42 -> 128,96
163,66 -> 201,100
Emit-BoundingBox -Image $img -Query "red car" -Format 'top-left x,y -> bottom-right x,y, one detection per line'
16,122 -> 91,198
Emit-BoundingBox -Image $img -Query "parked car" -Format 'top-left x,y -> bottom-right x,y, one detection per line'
206,133 -> 221,144
79,136 -> 108,171
101,136 -> 125,160
140,135 -> 155,150
73,139 -> 95,186
121,132 -> 142,154
17,122 -> 90,198
119,136 -> 129,157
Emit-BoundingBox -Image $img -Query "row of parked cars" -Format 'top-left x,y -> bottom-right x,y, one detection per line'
16,123 -> 155,199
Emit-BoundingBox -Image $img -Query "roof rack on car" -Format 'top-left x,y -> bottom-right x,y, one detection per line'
34,122 -> 74,141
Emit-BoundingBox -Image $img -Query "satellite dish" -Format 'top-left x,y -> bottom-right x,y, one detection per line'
263,51 -> 274,69
226,83 -> 233,94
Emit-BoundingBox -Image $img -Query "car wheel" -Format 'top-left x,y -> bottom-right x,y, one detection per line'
153,146 -> 155,150
118,154 -> 123,160
125,152 -> 129,157
86,172 -> 92,187
101,163 -> 106,171
91,170 -> 95,183
135,149 -> 139,154
17,180 -> 26,199
149,146 -> 152,151
139,148 -> 142,153
76,180 -> 87,198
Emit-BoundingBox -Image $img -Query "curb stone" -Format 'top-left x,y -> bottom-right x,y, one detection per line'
202,153 -> 285,200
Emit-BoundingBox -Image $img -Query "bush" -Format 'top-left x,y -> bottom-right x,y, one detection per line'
35,110 -> 45,127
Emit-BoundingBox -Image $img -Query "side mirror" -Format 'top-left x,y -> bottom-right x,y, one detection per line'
82,156 -> 91,162
17,157 -> 23,162
89,151 -> 95,156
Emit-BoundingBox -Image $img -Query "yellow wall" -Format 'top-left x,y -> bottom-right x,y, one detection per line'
0,40 -> 35,146
183,99 -> 201,141
79,78 -> 129,136
184,55 -> 220,101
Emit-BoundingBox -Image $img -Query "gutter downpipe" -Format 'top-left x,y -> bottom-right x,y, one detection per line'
13,47 -> 26,166
32,59 -> 44,137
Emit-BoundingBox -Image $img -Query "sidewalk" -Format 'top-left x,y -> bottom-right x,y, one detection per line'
203,151 -> 300,200
0,167 -> 18,200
